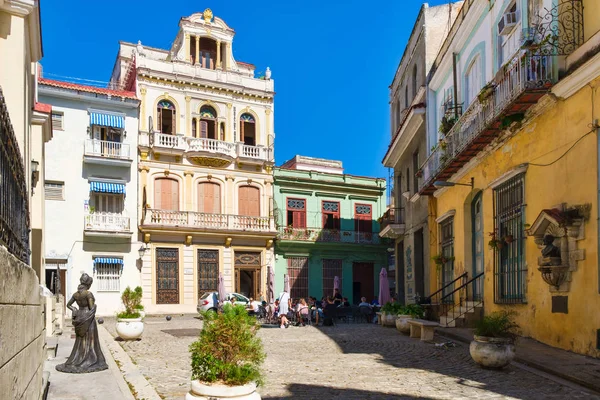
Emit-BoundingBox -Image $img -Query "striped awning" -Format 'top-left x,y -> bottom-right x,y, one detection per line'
93,257 -> 123,265
89,112 -> 124,129
89,181 -> 125,194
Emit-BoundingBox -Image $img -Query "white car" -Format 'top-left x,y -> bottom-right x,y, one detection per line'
197,292 -> 261,313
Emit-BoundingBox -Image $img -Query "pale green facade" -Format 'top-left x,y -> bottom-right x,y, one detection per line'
273,166 -> 390,304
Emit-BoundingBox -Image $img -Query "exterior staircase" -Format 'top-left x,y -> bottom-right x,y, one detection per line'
424,272 -> 484,328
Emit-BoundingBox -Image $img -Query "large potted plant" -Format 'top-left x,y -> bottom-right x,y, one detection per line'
115,286 -> 144,340
187,304 -> 264,400
470,311 -> 518,369
380,302 -> 402,327
395,304 -> 425,334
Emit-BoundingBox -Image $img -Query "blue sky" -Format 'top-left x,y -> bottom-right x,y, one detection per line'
40,0 -> 452,179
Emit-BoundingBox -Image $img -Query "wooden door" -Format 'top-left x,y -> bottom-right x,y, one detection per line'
156,248 -> 179,304
471,193 -> 484,300
239,186 -> 259,216
198,183 -> 220,214
155,178 -> 179,211
353,262 -> 374,304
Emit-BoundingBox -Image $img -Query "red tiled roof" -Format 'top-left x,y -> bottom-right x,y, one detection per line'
381,103 -> 426,164
34,102 -> 51,113
237,61 -> 256,69
38,78 -> 138,100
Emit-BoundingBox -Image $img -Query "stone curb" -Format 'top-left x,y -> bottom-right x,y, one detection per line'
436,329 -> 600,395
96,325 -> 136,400
98,324 -> 162,400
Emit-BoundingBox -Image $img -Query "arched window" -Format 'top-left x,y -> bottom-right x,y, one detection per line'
198,182 -> 221,214
154,178 -> 179,211
412,65 -> 418,98
238,185 -> 260,216
404,86 -> 409,109
157,100 -> 176,134
465,55 -> 482,106
240,113 -> 256,146
196,105 -> 217,139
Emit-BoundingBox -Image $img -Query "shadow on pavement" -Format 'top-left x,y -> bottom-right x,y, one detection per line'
263,383 -> 438,400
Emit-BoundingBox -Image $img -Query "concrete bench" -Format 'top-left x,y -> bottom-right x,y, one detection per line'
408,319 -> 439,341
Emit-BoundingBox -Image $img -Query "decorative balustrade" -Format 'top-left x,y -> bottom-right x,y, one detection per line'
0,86 -> 30,263
380,208 -> 405,231
144,209 -> 275,232
84,212 -> 131,233
143,132 -> 271,162
419,52 -> 555,191
84,139 -> 130,159
277,227 -> 382,245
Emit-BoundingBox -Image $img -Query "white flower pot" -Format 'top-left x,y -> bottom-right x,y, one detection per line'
381,312 -> 396,327
115,318 -> 144,340
138,310 -> 146,319
186,381 -> 261,400
469,335 -> 515,369
395,315 -> 413,333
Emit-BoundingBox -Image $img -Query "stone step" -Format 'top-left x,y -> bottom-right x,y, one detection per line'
439,315 -> 462,327
45,337 -> 58,359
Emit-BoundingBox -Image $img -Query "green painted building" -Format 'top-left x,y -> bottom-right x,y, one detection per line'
273,156 -> 390,304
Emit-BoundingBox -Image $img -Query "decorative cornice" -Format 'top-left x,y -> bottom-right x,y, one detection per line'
183,170 -> 194,177
552,52 -> 600,99
314,192 -> 347,199
279,188 -> 313,195
436,209 -> 456,224
0,0 -> 35,17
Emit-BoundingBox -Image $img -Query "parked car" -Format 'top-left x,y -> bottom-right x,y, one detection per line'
197,291 -> 260,313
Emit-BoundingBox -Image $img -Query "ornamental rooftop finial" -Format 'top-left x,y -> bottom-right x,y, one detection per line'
203,8 -> 213,23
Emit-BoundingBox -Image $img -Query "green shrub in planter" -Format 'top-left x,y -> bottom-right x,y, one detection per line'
380,302 -> 404,315
474,311 -> 519,340
403,304 -> 425,319
117,286 -> 143,319
190,305 -> 265,386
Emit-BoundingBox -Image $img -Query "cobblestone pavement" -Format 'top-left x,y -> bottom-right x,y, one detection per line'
103,315 -> 598,400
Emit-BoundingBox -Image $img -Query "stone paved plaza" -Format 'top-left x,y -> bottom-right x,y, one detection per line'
103,315 -> 598,400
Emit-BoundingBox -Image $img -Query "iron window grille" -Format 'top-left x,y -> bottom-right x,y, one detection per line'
322,259 -> 343,299
197,249 -> 219,297
95,261 -> 122,292
493,174 -> 527,303
440,217 -> 455,299
287,257 -> 309,300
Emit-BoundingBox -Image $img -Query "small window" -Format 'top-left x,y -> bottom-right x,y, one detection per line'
51,112 -> 63,130
90,193 -> 124,214
412,65 -> 418,98
45,181 -> 64,201
95,260 -> 122,292
322,201 -> 340,230
286,198 -> 306,228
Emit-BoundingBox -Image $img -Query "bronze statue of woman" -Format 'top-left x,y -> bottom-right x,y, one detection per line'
56,273 -> 108,373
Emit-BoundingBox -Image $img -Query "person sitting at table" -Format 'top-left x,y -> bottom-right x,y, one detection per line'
333,288 -> 343,305
358,297 -> 374,323
371,298 -> 379,306
340,297 -> 350,307
246,297 -> 259,315
296,298 -> 310,326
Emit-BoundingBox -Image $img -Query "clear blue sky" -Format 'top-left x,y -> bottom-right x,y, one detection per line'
40,0 -> 452,179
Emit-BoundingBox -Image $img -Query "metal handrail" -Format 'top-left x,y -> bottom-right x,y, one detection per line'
424,271 -> 468,304
440,271 -> 485,327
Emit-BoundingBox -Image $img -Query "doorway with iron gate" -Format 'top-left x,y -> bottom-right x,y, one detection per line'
234,251 -> 261,300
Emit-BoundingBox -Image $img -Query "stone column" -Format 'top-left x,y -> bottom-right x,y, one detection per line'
265,108 -> 272,148
216,40 -> 222,69
185,33 -> 191,63
184,171 -> 194,211
226,42 -> 231,70
195,36 -> 200,65
185,96 -> 191,137
226,103 -> 233,142
140,87 -> 147,131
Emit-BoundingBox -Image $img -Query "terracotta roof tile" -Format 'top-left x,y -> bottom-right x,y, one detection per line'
38,78 -> 138,100
34,102 -> 52,113
237,61 -> 256,69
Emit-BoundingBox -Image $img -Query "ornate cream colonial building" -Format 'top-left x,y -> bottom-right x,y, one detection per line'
110,9 -> 275,313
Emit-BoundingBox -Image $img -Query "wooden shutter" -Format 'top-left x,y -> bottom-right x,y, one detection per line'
157,108 -> 162,132
192,119 -> 197,138
293,210 -> 306,228
239,186 -> 259,216
238,186 -> 248,216
354,204 -> 372,233
200,121 -> 208,138
172,109 -> 176,134
198,183 -> 221,214
212,184 -> 221,213
155,178 -> 179,211
240,120 -> 245,143
154,179 -> 162,209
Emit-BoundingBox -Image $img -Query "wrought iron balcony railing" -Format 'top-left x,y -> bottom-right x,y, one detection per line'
419,52 -> 556,194
277,227 -> 382,245
379,208 -> 405,231
0,86 -> 30,263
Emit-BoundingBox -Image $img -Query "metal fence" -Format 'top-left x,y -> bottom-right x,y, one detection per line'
0,86 -> 30,264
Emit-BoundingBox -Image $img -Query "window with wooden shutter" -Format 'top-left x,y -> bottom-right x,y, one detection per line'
45,181 -> 65,201
286,198 -> 306,228
199,121 -> 208,138
154,178 -> 179,211
51,112 -> 63,130
198,182 -> 220,214
354,204 -> 372,233
157,100 -> 175,134
322,201 -> 340,229
239,186 -> 260,216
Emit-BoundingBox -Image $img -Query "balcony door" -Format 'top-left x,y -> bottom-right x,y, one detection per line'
91,193 -> 124,214
239,186 -> 260,216
354,204 -> 372,242
155,178 -> 179,211
198,182 -> 221,214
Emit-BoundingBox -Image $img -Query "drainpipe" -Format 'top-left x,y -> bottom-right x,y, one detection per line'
453,52 -> 459,119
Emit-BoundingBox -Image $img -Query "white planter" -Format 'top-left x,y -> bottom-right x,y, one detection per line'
138,310 -> 146,319
469,335 -> 515,369
395,315 -> 413,333
115,318 -> 144,340
186,381 -> 261,400
381,312 -> 396,327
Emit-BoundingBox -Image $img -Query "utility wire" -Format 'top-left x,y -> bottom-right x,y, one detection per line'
528,126 -> 597,167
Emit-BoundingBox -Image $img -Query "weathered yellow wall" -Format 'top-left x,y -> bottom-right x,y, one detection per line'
583,0 -> 600,41
433,80 -> 600,357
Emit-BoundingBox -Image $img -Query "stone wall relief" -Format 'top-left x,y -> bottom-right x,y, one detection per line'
527,204 -> 589,292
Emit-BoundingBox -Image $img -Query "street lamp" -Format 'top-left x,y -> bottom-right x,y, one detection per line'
433,177 -> 474,189
138,245 -> 147,259
31,160 -> 40,191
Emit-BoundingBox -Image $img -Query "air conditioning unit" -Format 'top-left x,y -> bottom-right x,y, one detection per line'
498,11 -> 518,35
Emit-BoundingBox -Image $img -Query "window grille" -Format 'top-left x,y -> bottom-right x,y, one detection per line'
197,249 -> 219,297
45,181 -> 64,201
440,218 -> 454,299
95,260 -> 121,292
287,257 -> 309,299
493,174 -> 527,303
51,112 -> 63,130
322,259 -> 342,298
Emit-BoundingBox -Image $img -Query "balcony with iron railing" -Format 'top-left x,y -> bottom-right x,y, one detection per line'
84,212 -> 132,237
277,227 -> 383,245
139,132 -> 273,166
142,209 -> 276,234
83,139 -> 131,166
378,208 -> 406,238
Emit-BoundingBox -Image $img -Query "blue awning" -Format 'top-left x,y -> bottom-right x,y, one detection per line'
89,112 -> 124,129
93,257 -> 124,265
90,181 -> 125,194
